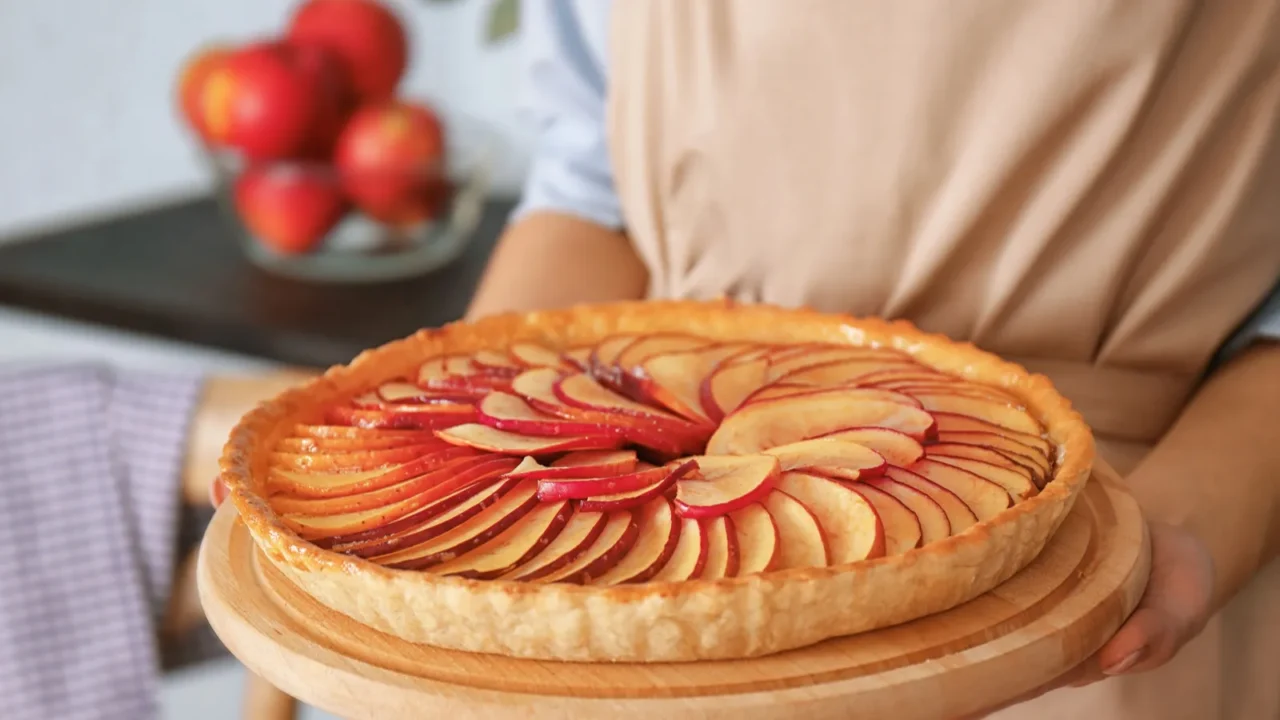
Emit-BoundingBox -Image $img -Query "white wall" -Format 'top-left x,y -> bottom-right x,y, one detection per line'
0,0 -> 531,239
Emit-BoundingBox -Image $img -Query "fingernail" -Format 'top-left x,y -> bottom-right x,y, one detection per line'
1103,648 -> 1146,675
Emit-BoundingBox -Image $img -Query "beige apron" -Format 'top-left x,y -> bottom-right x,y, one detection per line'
607,1 -> 1280,717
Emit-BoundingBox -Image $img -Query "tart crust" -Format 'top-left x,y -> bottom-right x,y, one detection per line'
220,300 -> 1095,662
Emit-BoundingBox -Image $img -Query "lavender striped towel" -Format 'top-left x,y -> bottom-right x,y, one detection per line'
0,364 -> 204,720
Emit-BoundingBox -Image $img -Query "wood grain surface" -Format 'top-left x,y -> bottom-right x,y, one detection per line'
198,463 -> 1149,720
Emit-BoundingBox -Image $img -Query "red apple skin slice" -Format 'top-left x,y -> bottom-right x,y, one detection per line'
590,335 -> 641,372
436,424 -> 623,455
775,472 -> 885,563
927,442 -> 1041,479
928,455 -> 1038,502
268,446 -> 478,497
615,334 -> 712,373
554,373 -> 687,424
538,511 -> 638,584
631,344 -> 746,423
588,497 -> 681,585
321,477 -> 517,554
674,455 -> 780,519
700,357 -> 769,422
374,480 -> 542,570
500,510 -> 609,581
849,482 -> 920,555
907,459 -> 1010,521
707,393 -> 936,455
375,382 -> 481,405
699,515 -> 740,580
913,393 -> 1042,436
762,490 -> 830,569
538,459 -> 695,502
728,504 -> 780,575
934,430 -> 1051,478
271,454 -> 514,516
505,450 -> 638,481
431,500 -> 574,580
883,467 -> 978,535
650,517 -> 710,582
816,427 -> 924,467
865,477 -> 951,546
326,404 -> 479,430
931,413 -> 1050,455
269,443 -> 456,474
763,438 -> 887,481
577,463 -> 684,512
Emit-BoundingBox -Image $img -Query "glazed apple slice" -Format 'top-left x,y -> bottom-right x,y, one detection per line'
699,515 -> 740,580
589,496 -> 681,585
538,511 -> 639,584
865,476 -> 951,545
374,382 -> 481,405
762,490 -> 830,569
775,472 -> 884,563
766,347 -> 908,381
928,455 -> 1038,501
269,442 -> 461,475
327,402 -> 478,430
649,517 -> 710,582
589,335 -> 641,371
554,372 -> 687,424
728,504 -> 779,575
935,429 -> 1051,476
500,510 -> 608,581
505,450 -> 638,481
850,482 -> 921,555
615,333 -> 713,373
883,467 -> 978,535
632,344 -> 750,423
776,358 -> 923,386
880,382 -> 1023,405
276,433 -> 438,453
577,466 -> 684,511
674,455 -> 780,518
744,385 -> 923,409
290,424 -> 439,441
472,349 -> 523,372
436,424 -> 621,455
430,499 -> 573,580
927,442 -> 1041,481
817,427 -> 924,466
375,480 -> 542,570
913,393 -> 1042,436
538,460 -> 695,502
268,446 -> 477,497
706,393 -> 936,455
700,357 -> 769,421
509,342 -> 573,370
908,459 -> 1010,521
562,346 -> 594,371
762,437 -> 887,481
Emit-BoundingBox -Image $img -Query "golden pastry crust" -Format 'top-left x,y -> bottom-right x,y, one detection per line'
220,300 -> 1095,662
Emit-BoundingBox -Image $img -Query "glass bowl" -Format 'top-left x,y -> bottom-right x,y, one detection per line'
203,112 -> 499,284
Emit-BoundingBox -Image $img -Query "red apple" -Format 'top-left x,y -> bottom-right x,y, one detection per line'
176,43 -> 232,141
287,42 -> 357,157
334,101 -> 448,224
202,42 -> 328,160
234,165 -> 347,254
287,0 -> 408,100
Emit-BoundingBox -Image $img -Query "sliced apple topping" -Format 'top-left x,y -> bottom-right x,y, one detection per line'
762,490 -> 830,569
762,438 -> 886,481
707,392 -> 936,455
430,499 -> 573,580
701,356 -> 769,421
269,442 -> 461,474
555,372 -> 685,423
883,467 -> 978,535
509,342 -> 572,370
375,480 -> 542,570
436,424 -> 621,455
562,346 -> 594,371
817,427 -> 924,466
589,496 -> 681,585
501,510 -> 608,581
268,446 -> 478,497
504,450 -> 638,481
538,460 -> 695,502
927,455 -> 1037,502
632,344 -> 749,423
850,482 -> 920,555
699,515 -> 740,580
614,333 -> 713,373
776,358 -> 924,386
914,394 -> 1042,436
538,510 -> 638,584
865,477 -> 951,545
766,347 -> 909,381
327,402 -> 479,430
674,455 -> 780,519
774,473 -> 884,563
907,459 -> 1010,521
728,504 -> 779,575
650,518 -> 709,582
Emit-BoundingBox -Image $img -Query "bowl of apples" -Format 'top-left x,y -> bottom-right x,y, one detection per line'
177,0 -> 495,283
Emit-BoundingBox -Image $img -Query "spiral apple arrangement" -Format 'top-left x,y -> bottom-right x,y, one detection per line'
176,0 -> 448,255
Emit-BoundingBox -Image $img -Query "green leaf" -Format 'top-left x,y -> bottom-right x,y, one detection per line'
485,0 -> 519,44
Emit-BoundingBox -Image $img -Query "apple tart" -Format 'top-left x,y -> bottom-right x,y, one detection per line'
222,300 -> 1094,662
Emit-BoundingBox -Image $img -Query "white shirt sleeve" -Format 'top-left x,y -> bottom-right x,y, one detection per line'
511,0 -> 621,230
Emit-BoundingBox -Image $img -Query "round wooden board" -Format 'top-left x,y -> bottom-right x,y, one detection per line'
199,463 -> 1149,720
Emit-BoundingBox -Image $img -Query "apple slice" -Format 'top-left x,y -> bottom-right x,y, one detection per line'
505,450 -> 638,481
615,333 -> 713,373
816,427 -> 924,466
700,357 -> 769,421
674,455 -> 780,518
778,359 -> 924,386
472,349 -> 523,372
728,504 -> 779,575
762,490 -> 830,568
375,480 -> 542,570
699,515 -> 740,580
562,347 -> 594,371
883,467 -> 978,535
554,372 -> 686,424
538,459 -> 695,502
927,442 -> 1041,481
327,403 -> 478,430
762,437 -> 886,481
633,344 -> 750,423
775,473 -> 884,563
268,446 -> 477,497
478,391 -> 618,437
539,511 -> 639,584
935,429 -> 1051,476
430,500 -> 573,579
505,342 -> 568,369
277,434 -> 439,453
577,465 -> 684,511
374,381 -> 479,405
908,459 -> 1010,521
865,476 -> 951,545
436,424 -> 621,455
269,443 -> 460,474
500,510 -> 608,581
590,335 -> 640,371
325,478 -> 518,556
589,496 -> 681,585
928,455 -> 1037,501
879,382 -> 1023,405
290,424 -> 437,441
913,394 -> 1042,436
850,482 -> 920,555
650,518 -> 709,582
766,347 -> 908,381
707,393 -> 936,455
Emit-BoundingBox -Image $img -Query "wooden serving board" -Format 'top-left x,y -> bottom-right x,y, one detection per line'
199,463 -> 1149,720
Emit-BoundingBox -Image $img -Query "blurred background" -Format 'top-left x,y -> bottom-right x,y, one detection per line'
0,0 -> 527,717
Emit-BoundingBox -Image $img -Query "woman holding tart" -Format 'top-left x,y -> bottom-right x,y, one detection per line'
458,1 -> 1280,718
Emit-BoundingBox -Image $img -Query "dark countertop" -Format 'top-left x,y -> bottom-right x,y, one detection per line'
0,196 -> 515,367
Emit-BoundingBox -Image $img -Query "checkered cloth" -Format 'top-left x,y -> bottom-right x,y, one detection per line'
0,365 -> 205,720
